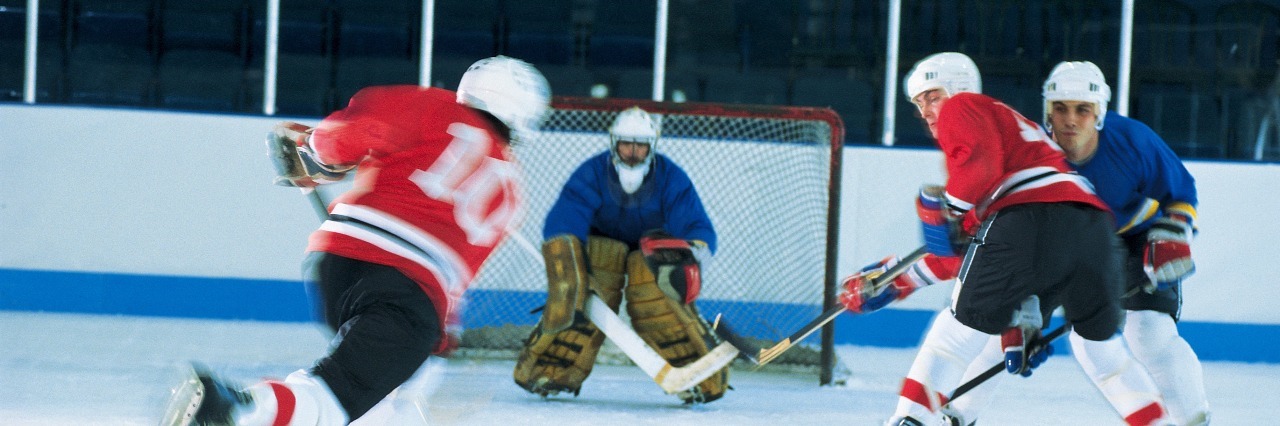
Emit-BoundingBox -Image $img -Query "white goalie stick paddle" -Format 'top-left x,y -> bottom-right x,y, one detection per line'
503,230 -> 752,394
583,294 -> 743,393
751,246 -> 930,368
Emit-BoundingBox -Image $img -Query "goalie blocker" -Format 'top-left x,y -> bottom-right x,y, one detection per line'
514,232 -> 730,403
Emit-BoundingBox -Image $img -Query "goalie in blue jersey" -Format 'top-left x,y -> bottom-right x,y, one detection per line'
512,106 -> 728,404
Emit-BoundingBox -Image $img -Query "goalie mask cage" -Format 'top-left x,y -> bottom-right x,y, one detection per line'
460,96 -> 845,385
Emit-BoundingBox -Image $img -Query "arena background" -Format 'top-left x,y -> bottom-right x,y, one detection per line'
2,0 -> 1279,365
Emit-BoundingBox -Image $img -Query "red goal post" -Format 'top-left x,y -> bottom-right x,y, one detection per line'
461,96 -> 845,383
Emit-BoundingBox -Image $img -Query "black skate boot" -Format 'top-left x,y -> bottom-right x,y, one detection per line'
161,364 -> 253,426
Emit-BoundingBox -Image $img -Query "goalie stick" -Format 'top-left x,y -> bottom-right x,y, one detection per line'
752,246 -> 930,368
945,323 -> 1072,403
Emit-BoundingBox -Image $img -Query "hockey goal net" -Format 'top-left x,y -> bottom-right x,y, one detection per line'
460,97 -> 844,376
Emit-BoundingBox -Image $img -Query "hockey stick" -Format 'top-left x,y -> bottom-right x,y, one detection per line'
752,246 -> 930,368
945,323 -> 1072,404
504,231 -> 745,394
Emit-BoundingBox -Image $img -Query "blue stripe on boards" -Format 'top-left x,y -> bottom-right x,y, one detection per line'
1,268 -> 1276,363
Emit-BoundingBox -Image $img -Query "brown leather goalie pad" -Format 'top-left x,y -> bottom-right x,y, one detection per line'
536,234 -> 591,334
513,236 -> 627,396
624,250 -> 730,403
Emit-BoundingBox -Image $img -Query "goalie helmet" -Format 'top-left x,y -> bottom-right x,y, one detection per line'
456,56 -> 552,137
904,52 -> 982,101
1042,61 -> 1111,131
608,107 -> 660,194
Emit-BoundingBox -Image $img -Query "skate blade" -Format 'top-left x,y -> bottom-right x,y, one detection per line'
159,368 -> 205,426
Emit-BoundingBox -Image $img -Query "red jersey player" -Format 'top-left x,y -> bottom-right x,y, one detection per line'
161,56 -> 551,426
839,52 -> 1170,426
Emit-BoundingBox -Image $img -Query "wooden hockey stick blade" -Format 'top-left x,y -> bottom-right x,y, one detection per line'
584,295 -> 737,394
753,246 -> 931,368
945,323 -> 1072,403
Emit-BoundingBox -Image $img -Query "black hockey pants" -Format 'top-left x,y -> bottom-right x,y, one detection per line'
303,253 -> 442,420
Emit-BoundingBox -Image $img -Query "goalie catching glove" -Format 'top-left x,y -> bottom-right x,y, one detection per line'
839,253 -> 956,314
1144,214 -> 1195,290
266,121 -> 355,187
639,230 -> 709,304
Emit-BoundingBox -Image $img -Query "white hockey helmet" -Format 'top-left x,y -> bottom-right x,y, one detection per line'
904,52 -> 982,102
609,106 -> 659,162
608,106 -> 660,194
1042,61 -> 1111,131
456,56 -> 552,137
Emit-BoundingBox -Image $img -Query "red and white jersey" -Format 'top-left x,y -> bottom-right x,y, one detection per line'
306,85 -> 524,348
934,93 -> 1109,231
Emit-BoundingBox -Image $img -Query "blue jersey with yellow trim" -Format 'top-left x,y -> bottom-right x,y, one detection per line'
543,151 -> 717,252
1071,111 -> 1198,236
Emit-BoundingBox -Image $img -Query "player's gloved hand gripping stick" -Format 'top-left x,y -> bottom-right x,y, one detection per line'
751,246 -> 929,368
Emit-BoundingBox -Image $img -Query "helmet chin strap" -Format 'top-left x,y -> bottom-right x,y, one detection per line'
615,159 -> 651,194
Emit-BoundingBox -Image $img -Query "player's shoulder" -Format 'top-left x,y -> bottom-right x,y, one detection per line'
947,92 -> 998,109
1103,112 -> 1161,143
654,154 -> 694,182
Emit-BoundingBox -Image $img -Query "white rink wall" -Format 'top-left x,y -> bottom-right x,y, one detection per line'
2,104 -> 1279,326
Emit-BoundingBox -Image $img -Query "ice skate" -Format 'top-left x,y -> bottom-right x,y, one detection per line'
160,364 -> 252,426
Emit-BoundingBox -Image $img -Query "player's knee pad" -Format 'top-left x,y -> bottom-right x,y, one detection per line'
1122,310 -> 1180,355
624,251 -> 729,403
539,234 -> 591,334
1068,332 -> 1167,422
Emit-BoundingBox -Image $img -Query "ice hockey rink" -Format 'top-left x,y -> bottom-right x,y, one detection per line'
2,310 -> 1276,426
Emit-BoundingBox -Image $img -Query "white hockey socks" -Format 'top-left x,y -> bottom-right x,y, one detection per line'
237,370 -> 349,426
890,309 -> 990,425
942,336 -> 1005,425
1124,310 -> 1210,426
1069,332 -> 1170,426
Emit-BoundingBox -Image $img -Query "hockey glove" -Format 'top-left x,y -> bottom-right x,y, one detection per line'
1002,295 -> 1051,377
838,254 -> 951,314
267,121 -> 355,187
916,185 -> 968,257
639,230 -> 703,304
1143,216 -> 1194,290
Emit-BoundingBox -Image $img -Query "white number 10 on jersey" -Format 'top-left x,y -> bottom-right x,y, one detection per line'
410,123 -> 523,247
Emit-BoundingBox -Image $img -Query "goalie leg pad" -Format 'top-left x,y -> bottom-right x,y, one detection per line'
624,251 -> 729,403
512,318 -> 606,397
511,237 -> 628,397
586,236 -> 629,307
539,235 -> 592,334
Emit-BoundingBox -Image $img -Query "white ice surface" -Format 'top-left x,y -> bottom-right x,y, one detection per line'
1,311 -> 1276,425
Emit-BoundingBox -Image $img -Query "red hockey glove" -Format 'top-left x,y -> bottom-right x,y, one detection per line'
1143,216 -> 1194,290
917,185 -> 968,257
639,230 -> 703,304
839,254 -> 952,314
